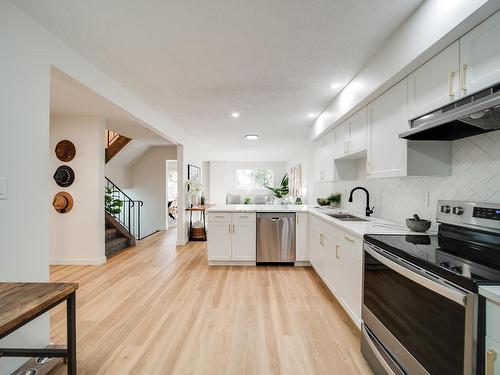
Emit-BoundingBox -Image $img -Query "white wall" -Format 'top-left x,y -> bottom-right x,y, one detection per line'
126,146 -> 177,237
0,3 -> 51,372
105,164 -> 131,188
49,116 -> 105,265
311,0 -> 499,139
208,161 -> 287,205
315,131 -> 500,229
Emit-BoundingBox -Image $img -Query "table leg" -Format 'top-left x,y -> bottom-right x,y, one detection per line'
202,210 -> 207,241
189,210 -> 193,240
67,292 -> 77,375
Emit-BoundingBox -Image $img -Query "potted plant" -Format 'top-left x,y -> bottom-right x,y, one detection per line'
185,179 -> 203,207
265,174 -> 289,204
244,197 -> 251,204
328,193 -> 342,208
105,187 -> 123,214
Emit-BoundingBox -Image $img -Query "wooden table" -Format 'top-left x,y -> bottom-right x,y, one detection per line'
186,204 -> 215,241
0,282 -> 79,374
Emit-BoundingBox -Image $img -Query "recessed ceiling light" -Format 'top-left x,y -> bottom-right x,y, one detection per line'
308,113 -> 317,118
244,134 -> 259,140
231,112 -> 240,118
330,83 -> 341,89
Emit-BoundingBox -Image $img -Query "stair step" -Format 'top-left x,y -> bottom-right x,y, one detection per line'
105,236 -> 130,257
105,228 -> 118,240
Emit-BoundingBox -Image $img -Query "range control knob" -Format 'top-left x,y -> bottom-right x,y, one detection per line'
452,206 -> 464,215
440,205 -> 451,214
451,265 -> 463,274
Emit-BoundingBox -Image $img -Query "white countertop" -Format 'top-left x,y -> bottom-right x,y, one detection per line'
207,204 -> 425,238
479,285 -> 500,304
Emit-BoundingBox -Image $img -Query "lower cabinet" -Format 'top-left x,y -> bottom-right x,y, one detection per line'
207,212 -> 256,263
309,214 -> 363,327
486,299 -> 500,375
296,212 -> 309,261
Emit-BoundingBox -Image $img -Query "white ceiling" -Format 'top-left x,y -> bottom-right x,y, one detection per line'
20,0 -> 422,160
51,68 -> 173,146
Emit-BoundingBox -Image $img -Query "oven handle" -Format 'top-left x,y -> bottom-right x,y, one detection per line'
365,243 -> 467,306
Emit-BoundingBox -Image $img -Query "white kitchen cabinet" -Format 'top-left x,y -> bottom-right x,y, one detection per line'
368,79 -> 409,178
349,107 -> 368,155
408,41 -> 460,119
208,212 -> 256,263
308,214 -> 363,327
207,220 -> 232,261
295,212 -> 309,262
231,214 -> 257,261
313,130 -> 335,182
334,121 -> 350,158
486,337 -> 500,375
460,10 -> 500,97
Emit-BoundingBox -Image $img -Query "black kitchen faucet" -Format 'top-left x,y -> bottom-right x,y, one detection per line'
348,187 -> 374,217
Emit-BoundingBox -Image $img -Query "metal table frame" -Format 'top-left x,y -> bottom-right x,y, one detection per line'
0,291 -> 77,374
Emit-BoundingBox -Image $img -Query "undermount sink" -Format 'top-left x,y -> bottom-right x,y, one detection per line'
325,213 -> 368,221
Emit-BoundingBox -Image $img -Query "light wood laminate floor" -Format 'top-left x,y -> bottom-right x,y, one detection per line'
50,230 -> 372,375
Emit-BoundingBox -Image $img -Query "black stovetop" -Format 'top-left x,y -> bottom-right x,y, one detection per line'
364,225 -> 500,292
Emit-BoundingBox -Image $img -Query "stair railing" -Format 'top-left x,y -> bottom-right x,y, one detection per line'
105,177 -> 143,239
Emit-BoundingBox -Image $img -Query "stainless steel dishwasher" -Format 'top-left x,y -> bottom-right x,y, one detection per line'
256,212 -> 296,263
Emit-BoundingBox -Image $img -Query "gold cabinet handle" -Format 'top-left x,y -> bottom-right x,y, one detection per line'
487,349 -> 497,375
461,64 -> 467,93
336,245 -> 340,259
448,71 -> 455,97
232,224 -> 235,234
344,236 -> 355,243
228,224 -> 231,234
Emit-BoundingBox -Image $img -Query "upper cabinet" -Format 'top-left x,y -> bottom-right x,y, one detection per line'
460,10 -> 500,96
313,130 -> 334,182
368,79 -> 409,178
408,41 -> 460,119
333,107 -> 368,159
349,107 -> 368,155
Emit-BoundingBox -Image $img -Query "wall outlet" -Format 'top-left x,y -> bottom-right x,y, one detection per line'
0,178 -> 7,200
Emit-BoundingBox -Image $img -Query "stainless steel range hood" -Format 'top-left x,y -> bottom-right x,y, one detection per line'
400,83 -> 500,140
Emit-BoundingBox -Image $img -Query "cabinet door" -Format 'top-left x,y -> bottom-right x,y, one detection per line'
485,336 -> 500,375
368,79 -> 408,178
207,221 -> 232,261
231,214 -> 256,261
313,139 -> 323,182
334,121 -> 350,158
349,107 -> 368,154
338,233 -> 362,323
460,11 -> 500,96
322,130 -> 335,180
408,41 -> 459,119
295,212 -> 309,261
309,226 -> 322,269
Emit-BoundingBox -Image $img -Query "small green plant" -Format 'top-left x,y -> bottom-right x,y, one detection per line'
244,197 -> 251,204
328,193 -> 342,204
105,187 -> 123,214
265,174 -> 289,198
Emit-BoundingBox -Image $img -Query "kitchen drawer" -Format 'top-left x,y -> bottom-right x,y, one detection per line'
208,213 -> 232,222
340,232 -> 363,261
486,299 -> 500,343
232,212 -> 256,223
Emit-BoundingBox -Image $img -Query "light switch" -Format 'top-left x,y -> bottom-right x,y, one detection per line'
0,178 -> 7,200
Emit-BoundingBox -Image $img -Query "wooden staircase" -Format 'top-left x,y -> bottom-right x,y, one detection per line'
105,213 -> 136,257
105,130 -> 132,163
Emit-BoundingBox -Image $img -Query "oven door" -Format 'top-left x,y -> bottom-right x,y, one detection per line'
362,242 -> 477,375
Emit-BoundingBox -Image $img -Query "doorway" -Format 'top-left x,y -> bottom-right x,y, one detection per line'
166,160 -> 178,229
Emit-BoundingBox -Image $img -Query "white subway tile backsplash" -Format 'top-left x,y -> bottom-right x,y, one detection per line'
316,131 -> 500,228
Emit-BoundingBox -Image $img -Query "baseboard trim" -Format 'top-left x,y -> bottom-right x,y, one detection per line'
176,239 -> 188,246
294,261 -> 311,266
208,261 -> 256,266
49,257 -> 106,265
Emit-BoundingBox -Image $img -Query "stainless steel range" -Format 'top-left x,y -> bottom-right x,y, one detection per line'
361,200 -> 500,375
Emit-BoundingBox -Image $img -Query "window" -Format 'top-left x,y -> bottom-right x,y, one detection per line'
235,169 -> 273,190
